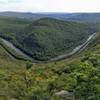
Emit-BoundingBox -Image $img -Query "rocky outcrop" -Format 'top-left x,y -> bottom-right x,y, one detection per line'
55,90 -> 75,100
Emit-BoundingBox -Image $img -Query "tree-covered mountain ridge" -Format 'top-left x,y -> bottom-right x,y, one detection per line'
0,17 -> 95,61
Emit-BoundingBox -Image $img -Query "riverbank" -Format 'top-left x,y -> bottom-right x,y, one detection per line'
0,33 -> 97,63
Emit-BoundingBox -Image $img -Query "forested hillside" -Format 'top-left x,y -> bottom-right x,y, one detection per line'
0,32 -> 100,100
0,13 -> 100,100
20,18 -> 95,60
0,16 -> 30,39
0,17 -> 95,61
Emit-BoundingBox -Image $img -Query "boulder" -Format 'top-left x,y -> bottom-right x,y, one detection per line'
55,90 -> 75,100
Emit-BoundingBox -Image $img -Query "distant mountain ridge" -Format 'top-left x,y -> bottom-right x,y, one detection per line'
0,12 -> 100,23
68,13 -> 100,23
0,11 -> 76,20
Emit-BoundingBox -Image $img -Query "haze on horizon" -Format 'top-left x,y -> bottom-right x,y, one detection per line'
0,0 -> 100,13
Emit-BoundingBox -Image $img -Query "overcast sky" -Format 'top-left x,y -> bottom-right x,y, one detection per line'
0,0 -> 100,12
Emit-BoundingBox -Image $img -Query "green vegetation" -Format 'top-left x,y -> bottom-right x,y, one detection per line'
0,31 -> 100,99
0,16 -> 100,100
0,16 -> 30,41
21,18 -> 94,60
0,17 -> 95,60
0,38 -> 31,61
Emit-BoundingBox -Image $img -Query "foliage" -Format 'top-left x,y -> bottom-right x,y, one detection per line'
0,16 -> 100,100
0,38 -> 100,100
0,17 -> 95,60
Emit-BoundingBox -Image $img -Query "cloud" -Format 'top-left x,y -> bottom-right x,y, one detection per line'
0,0 -> 100,12
0,0 -> 8,3
0,0 -> 19,3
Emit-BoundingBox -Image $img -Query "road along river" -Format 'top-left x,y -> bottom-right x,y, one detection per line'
0,33 -> 96,63
50,32 -> 96,61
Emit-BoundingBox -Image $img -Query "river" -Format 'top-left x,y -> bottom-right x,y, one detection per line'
0,33 -> 96,62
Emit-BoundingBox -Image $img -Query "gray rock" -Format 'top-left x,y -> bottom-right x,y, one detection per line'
55,90 -> 75,100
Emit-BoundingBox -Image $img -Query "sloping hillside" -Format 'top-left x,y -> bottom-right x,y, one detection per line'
0,33 -> 100,100
0,17 -> 95,61
0,14 -> 100,100
17,18 -> 94,60
0,16 -> 30,40
0,17 -> 96,61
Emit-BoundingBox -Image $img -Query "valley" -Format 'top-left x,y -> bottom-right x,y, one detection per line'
0,17 -> 95,61
0,32 -> 96,63
0,12 -> 100,100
